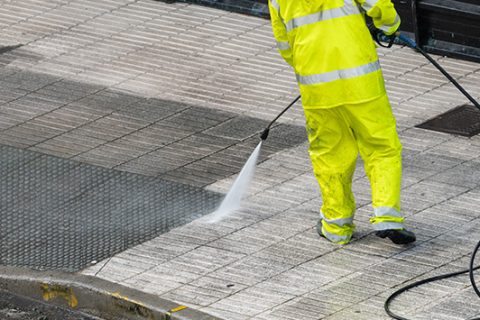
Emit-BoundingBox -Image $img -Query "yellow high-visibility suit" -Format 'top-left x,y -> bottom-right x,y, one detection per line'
269,0 -> 404,244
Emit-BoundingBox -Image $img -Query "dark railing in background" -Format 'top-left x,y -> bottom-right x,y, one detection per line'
393,0 -> 480,63
165,0 -> 480,62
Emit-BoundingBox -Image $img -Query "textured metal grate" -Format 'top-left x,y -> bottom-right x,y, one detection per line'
416,104 -> 480,137
0,145 -> 223,272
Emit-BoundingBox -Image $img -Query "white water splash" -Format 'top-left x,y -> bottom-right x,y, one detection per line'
205,141 -> 263,223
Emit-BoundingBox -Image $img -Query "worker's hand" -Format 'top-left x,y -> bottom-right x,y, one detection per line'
368,24 -> 396,48
381,31 -> 396,42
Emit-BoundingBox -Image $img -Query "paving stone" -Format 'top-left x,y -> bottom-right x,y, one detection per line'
208,286 -> 294,316
257,297 -> 331,320
123,274 -> 184,295
199,307 -> 250,320
162,284 -> 227,307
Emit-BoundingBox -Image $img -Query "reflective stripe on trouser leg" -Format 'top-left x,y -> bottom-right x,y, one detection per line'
304,107 -> 358,244
341,94 -> 405,231
370,207 -> 404,230
319,212 -> 355,244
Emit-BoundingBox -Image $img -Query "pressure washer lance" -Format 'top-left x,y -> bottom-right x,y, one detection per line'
260,95 -> 301,141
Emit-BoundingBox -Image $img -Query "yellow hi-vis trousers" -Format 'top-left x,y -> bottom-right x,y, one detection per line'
304,94 -> 404,244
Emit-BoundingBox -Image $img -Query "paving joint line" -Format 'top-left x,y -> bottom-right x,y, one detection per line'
65,99 -> 193,161
0,77 -> 77,132
13,85 -> 109,148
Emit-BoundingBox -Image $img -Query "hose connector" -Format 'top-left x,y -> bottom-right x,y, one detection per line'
397,33 -> 417,48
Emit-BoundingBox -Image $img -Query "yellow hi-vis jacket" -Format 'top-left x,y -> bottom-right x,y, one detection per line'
268,0 -> 401,108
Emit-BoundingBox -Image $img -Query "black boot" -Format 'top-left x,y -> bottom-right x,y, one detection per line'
376,229 -> 416,244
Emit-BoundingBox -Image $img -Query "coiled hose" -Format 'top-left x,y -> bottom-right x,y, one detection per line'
385,240 -> 480,320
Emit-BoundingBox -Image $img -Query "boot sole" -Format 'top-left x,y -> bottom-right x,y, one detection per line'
376,230 -> 416,245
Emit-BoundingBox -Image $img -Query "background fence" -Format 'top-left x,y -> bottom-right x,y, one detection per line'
167,0 -> 480,62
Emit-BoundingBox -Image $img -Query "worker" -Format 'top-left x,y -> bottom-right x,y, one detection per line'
268,0 -> 416,245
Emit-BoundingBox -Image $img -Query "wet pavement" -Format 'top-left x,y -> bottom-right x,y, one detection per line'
0,144 -> 222,271
0,0 -> 480,319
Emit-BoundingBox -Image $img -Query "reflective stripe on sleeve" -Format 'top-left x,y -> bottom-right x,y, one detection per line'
361,0 -> 379,12
374,206 -> 402,218
270,0 -> 280,12
296,60 -> 381,85
285,0 -> 361,32
378,14 -> 400,33
276,41 -> 290,50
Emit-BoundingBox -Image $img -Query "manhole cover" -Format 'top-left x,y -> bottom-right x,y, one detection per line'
0,145 -> 223,272
416,104 -> 480,137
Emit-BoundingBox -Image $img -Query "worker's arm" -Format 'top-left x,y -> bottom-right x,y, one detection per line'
268,0 -> 293,66
358,0 -> 401,35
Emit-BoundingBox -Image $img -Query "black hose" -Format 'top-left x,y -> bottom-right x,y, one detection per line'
385,239 -> 480,320
397,33 -> 480,111
470,240 -> 480,297
383,33 -> 480,320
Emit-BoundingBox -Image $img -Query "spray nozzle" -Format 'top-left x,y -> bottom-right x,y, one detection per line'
260,128 -> 270,141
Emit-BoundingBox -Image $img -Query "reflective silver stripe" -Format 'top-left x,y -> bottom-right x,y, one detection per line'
322,228 -> 352,243
296,60 -> 381,85
285,0 -> 361,32
270,0 -> 280,12
379,14 -> 400,33
320,212 -> 353,227
372,221 -> 404,231
374,207 -> 402,218
277,41 -> 290,50
361,0 -> 379,12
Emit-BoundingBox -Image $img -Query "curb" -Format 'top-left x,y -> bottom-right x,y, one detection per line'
0,267 -> 222,320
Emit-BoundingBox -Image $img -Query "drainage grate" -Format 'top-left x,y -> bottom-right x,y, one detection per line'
416,104 -> 480,137
0,145 -> 223,272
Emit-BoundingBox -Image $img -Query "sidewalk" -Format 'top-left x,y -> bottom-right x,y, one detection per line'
1,1 -> 480,319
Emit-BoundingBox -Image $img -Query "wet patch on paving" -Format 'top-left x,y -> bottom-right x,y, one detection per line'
0,145 -> 223,271
0,68 -> 307,188
0,68 -> 307,272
